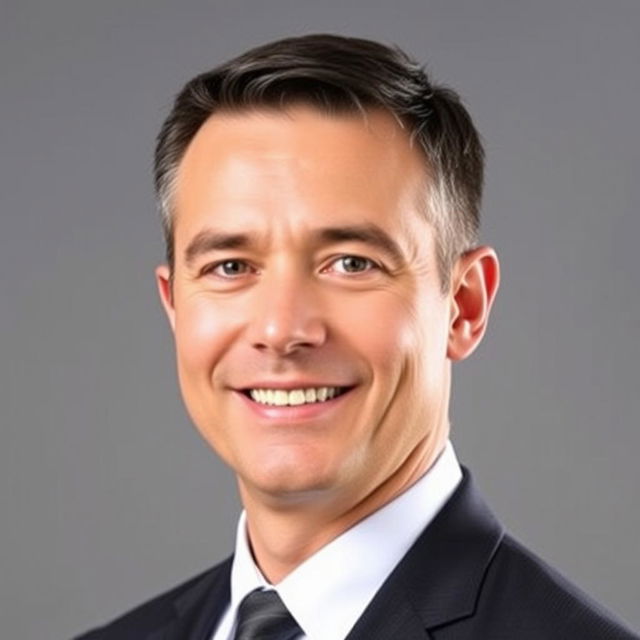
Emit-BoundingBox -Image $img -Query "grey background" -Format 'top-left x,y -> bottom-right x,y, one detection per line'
1,1 -> 638,638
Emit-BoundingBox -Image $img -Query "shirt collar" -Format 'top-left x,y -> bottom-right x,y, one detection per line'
229,440 -> 462,640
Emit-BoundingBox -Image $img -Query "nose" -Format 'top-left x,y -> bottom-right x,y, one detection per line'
247,272 -> 327,356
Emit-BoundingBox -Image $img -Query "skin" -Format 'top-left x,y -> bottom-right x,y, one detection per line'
156,106 -> 499,583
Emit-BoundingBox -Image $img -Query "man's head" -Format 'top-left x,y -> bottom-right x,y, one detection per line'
154,34 -> 484,292
154,35 -> 498,518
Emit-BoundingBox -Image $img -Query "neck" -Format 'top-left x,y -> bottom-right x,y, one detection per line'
239,431 -> 447,584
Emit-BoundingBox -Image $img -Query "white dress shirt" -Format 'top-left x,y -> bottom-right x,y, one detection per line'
212,440 -> 462,640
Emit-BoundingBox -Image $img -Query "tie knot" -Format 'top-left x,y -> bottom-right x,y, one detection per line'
233,589 -> 302,640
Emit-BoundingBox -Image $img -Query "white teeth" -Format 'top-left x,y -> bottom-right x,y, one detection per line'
247,386 -> 345,406
288,390 -> 306,406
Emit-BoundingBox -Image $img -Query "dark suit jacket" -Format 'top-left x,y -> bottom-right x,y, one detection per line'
76,469 -> 639,639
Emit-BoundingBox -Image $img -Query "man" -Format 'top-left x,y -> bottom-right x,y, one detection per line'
76,34 -> 638,639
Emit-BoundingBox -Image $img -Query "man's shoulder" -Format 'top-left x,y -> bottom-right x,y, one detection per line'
74,556 -> 232,640
466,532 -> 639,639
371,467 -> 639,639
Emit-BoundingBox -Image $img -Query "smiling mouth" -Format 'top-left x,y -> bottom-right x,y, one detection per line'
240,386 -> 353,407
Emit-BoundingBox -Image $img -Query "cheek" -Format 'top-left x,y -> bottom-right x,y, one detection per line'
174,296 -> 235,375
350,290 -> 449,390
335,292 -> 420,376
414,304 -> 451,389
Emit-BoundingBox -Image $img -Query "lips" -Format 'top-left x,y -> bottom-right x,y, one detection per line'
234,383 -> 356,419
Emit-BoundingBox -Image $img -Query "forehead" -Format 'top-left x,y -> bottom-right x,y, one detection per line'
172,106 -> 429,245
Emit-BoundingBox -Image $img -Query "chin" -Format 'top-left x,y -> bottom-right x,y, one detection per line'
240,457 -> 343,503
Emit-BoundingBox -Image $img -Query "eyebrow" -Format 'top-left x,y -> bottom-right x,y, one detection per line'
316,224 -> 405,265
183,223 -> 406,267
184,230 -> 254,267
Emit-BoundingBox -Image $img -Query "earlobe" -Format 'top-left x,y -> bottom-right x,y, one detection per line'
155,265 -> 176,332
447,246 -> 500,361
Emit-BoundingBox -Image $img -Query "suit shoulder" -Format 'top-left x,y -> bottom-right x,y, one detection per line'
73,557 -> 232,640
475,533 -> 639,639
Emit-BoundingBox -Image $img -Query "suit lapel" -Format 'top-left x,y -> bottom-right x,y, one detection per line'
146,556 -> 232,640
344,580 -> 431,639
346,468 -> 504,639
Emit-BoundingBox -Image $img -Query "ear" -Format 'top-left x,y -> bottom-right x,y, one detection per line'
155,264 -> 176,333
447,246 -> 500,361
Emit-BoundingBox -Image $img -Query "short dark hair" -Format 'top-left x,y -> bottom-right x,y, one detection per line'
154,33 -> 484,289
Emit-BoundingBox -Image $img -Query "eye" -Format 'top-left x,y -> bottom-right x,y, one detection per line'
203,259 -> 253,278
328,255 -> 379,274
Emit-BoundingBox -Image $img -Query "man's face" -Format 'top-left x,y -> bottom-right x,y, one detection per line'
158,106 -> 455,508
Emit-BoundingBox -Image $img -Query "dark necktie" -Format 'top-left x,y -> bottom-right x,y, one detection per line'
233,589 -> 303,640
